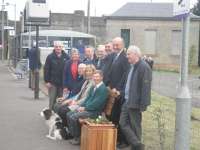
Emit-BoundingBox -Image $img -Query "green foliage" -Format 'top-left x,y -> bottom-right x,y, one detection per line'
188,65 -> 200,75
87,115 -> 111,124
189,45 -> 198,73
152,103 -> 166,150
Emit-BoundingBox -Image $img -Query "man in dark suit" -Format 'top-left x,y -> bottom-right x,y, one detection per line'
119,45 -> 152,150
82,46 -> 96,65
66,70 -> 108,145
107,37 -> 129,89
94,45 -> 106,70
107,37 -> 130,148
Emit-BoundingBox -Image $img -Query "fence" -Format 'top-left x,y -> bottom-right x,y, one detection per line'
14,58 -> 29,79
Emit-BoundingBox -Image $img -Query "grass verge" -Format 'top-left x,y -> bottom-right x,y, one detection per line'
143,91 -> 200,150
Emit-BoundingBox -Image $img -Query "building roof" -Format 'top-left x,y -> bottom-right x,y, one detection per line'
21,30 -> 95,38
110,2 -> 200,20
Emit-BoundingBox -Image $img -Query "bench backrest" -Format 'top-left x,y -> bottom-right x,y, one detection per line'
103,87 -> 120,117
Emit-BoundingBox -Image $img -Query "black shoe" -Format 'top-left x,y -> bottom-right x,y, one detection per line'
132,143 -> 145,150
69,138 -> 80,145
61,127 -> 73,140
117,143 -> 129,149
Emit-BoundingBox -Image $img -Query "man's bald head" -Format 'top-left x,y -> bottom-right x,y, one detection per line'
112,37 -> 124,43
112,37 -> 124,53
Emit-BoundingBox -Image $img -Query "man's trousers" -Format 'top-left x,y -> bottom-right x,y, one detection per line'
119,104 -> 142,146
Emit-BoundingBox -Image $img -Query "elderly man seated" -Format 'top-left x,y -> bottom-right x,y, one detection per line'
66,70 -> 108,145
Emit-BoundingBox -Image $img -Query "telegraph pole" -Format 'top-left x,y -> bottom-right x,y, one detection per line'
1,0 -> 4,61
28,24 -> 31,89
34,25 -> 39,99
14,3 -> 16,67
87,0 -> 90,33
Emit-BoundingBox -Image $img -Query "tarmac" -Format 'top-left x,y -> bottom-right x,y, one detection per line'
0,62 -> 79,150
152,71 -> 200,107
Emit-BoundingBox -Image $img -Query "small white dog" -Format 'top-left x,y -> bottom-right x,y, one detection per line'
40,108 -> 68,140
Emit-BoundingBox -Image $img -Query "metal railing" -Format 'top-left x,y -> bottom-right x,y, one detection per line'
14,58 -> 29,79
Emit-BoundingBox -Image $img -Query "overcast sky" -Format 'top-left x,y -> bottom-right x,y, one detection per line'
2,0 -> 198,20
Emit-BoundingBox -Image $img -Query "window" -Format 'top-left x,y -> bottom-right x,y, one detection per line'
22,35 -> 29,48
171,30 -> 182,55
144,30 -> 156,54
48,36 -> 66,47
121,29 -> 130,49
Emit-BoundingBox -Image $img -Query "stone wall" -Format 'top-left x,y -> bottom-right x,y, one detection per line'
40,11 -> 106,44
106,19 -> 200,67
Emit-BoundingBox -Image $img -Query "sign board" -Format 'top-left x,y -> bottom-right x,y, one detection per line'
4,26 -> 14,30
173,0 -> 190,17
25,0 -> 49,23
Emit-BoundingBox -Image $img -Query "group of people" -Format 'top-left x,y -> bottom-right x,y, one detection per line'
43,37 -> 152,150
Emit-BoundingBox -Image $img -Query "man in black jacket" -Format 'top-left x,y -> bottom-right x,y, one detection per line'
28,42 -> 41,89
44,41 -> 70,110
119,45 -> 152,150
94,45 -> 106,70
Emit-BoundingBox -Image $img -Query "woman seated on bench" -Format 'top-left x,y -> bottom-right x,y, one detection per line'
54,64 -> 96,126
66,70 -> 108,145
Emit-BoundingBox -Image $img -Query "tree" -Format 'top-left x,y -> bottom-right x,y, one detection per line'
192,0 -> 200,16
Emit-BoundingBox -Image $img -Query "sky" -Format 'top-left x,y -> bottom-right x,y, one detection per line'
2,0 -> 198,21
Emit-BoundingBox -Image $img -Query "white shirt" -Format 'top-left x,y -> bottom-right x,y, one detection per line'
95,81 -> 103,89
114,49 -> 123,62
